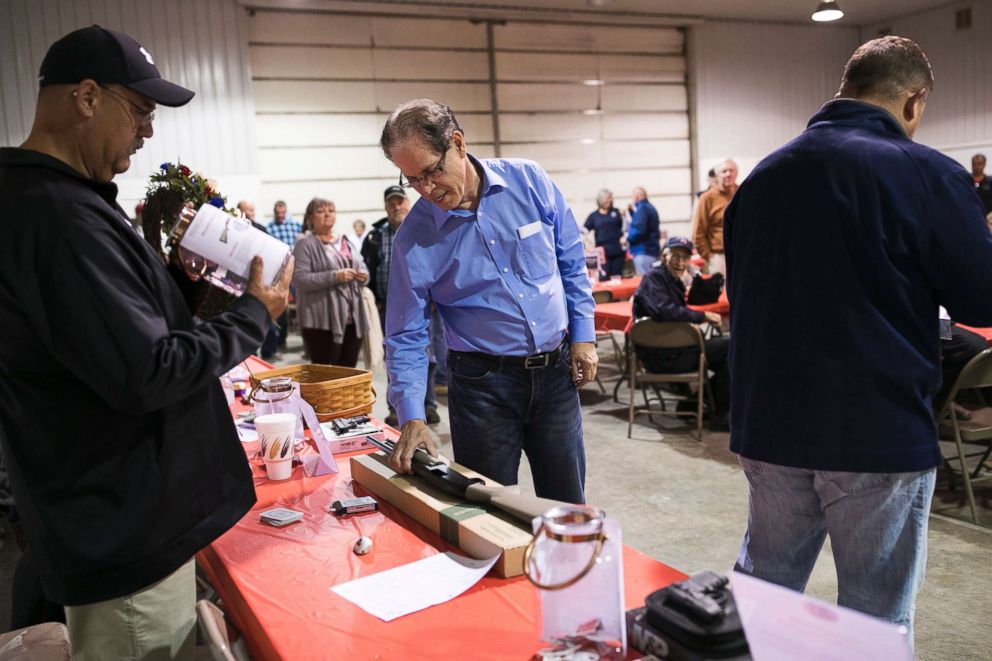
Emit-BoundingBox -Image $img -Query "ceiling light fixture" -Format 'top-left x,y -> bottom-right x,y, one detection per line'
811,0 -> 844,22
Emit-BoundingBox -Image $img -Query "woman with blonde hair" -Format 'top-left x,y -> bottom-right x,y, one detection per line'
292,197 -> 369,366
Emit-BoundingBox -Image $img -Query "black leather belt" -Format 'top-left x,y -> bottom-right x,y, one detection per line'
452,341 -> 565,371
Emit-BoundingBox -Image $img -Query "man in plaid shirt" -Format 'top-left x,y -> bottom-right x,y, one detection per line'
261,200 -> 302,358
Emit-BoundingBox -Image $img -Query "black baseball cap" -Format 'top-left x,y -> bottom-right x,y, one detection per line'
384,185 -> 407,201
39,25 -> 194,107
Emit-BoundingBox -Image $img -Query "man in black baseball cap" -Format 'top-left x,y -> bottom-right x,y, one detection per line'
40,25 -> 194,107
0,25 -> 293,660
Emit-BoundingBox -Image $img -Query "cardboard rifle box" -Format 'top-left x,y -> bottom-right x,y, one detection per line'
350,453 -> 533,578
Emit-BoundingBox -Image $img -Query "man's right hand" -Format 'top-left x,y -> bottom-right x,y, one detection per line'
245,255 -> 294,322
388,419 -> 438,474
704,311 -> 722,325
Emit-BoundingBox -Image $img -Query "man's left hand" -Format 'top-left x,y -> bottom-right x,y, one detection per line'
570,342 -> 598,387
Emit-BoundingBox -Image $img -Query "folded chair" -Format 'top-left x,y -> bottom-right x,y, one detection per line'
627,318 -> 710,441
197,599 -> 249,661
937,348 -> 992,524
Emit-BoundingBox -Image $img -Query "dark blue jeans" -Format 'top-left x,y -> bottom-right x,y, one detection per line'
447,343 -> 585,504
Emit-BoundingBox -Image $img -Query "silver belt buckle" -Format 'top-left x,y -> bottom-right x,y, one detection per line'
524,353 -> 551,369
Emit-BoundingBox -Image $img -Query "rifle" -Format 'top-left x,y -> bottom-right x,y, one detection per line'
365,436 -> 573,526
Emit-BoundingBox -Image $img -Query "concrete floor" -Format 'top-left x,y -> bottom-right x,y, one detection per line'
3,331 -> 988,660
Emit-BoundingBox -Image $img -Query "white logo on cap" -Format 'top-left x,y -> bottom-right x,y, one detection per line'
139,46 -> 155,65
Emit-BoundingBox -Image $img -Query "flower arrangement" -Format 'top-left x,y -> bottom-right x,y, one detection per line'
146,162 -> 233,217
141,162 -> 237,259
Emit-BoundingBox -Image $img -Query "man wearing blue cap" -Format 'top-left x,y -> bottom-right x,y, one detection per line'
632,237 -> 729,427
0,25 -> 293,659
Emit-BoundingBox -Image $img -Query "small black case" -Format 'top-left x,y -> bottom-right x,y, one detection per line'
641,574 -> 750,660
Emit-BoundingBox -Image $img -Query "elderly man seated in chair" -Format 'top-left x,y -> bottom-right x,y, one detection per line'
632,237 -> 730,430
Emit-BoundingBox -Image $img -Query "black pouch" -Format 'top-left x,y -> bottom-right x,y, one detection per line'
640,572 -> 750,660
687,273 -> 724,305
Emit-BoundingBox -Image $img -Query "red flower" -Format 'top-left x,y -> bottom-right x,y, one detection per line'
179,165 -> 191,177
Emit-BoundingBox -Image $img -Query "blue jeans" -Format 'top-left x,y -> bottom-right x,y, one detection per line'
633,254 -> 658,275
447,343 -> 585,503
734,456 -> 935,639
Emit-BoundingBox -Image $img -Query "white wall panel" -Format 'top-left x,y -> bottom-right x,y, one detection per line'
372,50 -> 489,81
246,11 -> 373,46
256,112 -> 494,147
369,17 -> 486,49
604,140 -> 691,169
496,52 -> 684,83
861,2 -> 992,168
501,114 -> 602,142
375,82 -> 492,112
498,83 -> 599,111
603,85 -> 687,112
0,0 -> 260,212
494,23 -> 683,55
603,113 -> 688,140
254,80 -> 377,112
690,21 -> 859,188
250,46 -> 375,79
250,10 -> 691,229
260,146 -> 400,182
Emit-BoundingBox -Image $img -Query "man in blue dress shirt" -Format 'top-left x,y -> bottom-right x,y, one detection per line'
378,99 -> 598,503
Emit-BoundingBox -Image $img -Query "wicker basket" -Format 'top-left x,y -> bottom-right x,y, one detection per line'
249,364 -> 375,422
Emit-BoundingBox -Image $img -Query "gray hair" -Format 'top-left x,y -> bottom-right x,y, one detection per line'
838,36 -> 934,101
595,188 -> 612,208
380,98 -> 464,159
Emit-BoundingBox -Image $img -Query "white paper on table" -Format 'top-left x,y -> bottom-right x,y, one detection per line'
331,552 -> 499,622
234,423 -> 257,442
730,572 -> 913,661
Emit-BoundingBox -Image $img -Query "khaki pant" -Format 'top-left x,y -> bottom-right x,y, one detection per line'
64,560 -> 196,661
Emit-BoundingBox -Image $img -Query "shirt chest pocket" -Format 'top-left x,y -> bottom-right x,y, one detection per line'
512,221 -> 555,280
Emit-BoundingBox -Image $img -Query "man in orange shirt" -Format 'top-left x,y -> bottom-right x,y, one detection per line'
692,159 -> 738,275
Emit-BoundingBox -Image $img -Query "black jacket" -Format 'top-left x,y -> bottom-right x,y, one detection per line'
632,265 -> 705,325
361,216 -> 390,305
975,174 -> 992,214
0,148 -> 266,605
725,100 -> 992,473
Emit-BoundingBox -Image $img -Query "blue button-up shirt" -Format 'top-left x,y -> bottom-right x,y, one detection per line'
385,156 -> 595,426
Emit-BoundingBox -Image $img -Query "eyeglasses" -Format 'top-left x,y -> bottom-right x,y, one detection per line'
399,147 -> 450,189
99,85 -> 155,128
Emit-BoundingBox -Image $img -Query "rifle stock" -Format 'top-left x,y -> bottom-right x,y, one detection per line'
464,483 -> 572,525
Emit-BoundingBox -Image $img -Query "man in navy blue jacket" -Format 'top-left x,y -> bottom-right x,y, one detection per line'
626,186 -> 660,274
725,36 -> 992,638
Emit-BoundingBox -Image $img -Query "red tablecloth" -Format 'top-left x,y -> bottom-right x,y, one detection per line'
591,276 -> 642,302
595,292 -> 730,336
690,290 -> 730,317
199,365 -> 686,659
957,325 -> 992,346
595,300 -> 636,334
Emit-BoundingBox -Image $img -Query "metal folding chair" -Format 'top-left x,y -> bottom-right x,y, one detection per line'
626,318 -> 711,441
936,348 -> 992,524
